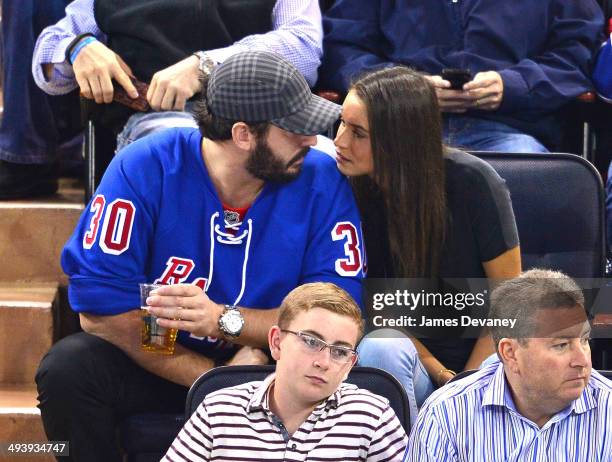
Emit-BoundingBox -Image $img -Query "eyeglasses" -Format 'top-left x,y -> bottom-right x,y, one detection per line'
281,330 -> 357,364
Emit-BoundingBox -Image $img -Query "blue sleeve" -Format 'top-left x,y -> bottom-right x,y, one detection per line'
300,155 -> 364,308
318,0 -> 389,93
32,0 -> 106,95
593,35 -> 612,101
495,0 -> 604,113
61,138 -> 162,315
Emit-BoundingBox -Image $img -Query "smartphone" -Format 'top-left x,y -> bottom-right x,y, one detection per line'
441,68 -> 472,90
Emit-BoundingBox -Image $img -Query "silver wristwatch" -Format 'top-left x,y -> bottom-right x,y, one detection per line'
193,51 -> 216,76
218,304 -> 244,339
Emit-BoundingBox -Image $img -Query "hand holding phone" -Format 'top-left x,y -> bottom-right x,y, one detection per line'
441,68 -> 472,90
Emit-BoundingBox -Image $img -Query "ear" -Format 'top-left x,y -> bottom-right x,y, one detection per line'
341,353 -> 358,381
498,338 -> 521,373
231,122 -> 255,151
268,325 -> 282,361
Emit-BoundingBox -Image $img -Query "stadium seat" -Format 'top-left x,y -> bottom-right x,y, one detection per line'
472,152 -> 605,278
185,364 -> 411,429
472,152 -> 609,369
448,369 -> 478,383
119,365 -> 411,461
119,413 -> 185,462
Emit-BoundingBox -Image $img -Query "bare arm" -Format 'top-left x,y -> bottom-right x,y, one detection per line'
80,293 -> 271,387
410,337 -> 454,387
415,246 -> 522,383
482,246 -> 521,282
80,311 -> 214,387
464,246 -> 522,370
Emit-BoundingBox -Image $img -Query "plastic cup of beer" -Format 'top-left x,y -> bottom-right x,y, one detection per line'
140,283 -> 178,355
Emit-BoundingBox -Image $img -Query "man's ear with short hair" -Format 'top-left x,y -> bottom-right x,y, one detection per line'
341,354 -> 358,381
498,338 -> 521,374
268,325 -> 282,361
231,122 -> 255,151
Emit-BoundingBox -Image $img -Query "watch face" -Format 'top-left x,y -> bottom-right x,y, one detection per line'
223,310 -> 244,335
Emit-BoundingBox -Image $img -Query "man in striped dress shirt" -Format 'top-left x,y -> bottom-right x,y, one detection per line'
406,269 -> 612,461
164,282 -> 408,461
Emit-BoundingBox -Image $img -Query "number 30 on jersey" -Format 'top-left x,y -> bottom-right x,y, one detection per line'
82,195 -> 135,255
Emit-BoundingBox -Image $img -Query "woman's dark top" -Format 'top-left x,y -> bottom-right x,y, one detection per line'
362,149 -> 519,372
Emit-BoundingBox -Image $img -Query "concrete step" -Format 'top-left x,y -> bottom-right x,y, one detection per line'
0,284 -> 57,385
0,385 -> 54,462
0,179 -> 83,284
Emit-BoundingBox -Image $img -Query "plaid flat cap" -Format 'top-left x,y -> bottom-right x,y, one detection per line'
207,51 -> 341,136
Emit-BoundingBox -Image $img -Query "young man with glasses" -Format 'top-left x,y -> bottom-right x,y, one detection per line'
163,282 -> 408,461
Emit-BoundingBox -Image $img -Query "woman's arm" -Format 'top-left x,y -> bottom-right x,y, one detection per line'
482,245 -> 522,283
411,338 -> 455,387
464,246 -> 521,370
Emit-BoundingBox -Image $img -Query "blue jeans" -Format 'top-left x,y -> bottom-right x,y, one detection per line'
357,330 -> 431,427
115,106 -> 198,152
116,109 -> 340,154
0,0 -> 82,164
443,115 -> 549,153
357,330 -> 499,426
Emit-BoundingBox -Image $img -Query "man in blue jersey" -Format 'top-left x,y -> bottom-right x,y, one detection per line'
35,51 -> 365,462
406,269 -> 612,461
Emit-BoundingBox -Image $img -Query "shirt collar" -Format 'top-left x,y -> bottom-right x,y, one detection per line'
568,378 -> 598,415
247,373 -> 342,414
482,362 -> 506,407
247,373 -> 276,413
481,363 -> 597,418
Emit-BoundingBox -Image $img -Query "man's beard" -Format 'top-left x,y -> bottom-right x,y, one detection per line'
246,137 -> 309,183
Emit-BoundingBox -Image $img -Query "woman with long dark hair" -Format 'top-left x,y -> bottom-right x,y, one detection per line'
335,67 -> 521,421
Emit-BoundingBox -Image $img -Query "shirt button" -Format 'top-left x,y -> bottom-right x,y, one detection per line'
291,444 -> 297,450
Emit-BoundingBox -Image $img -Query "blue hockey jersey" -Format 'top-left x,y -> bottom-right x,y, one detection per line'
62,128 -> 365,356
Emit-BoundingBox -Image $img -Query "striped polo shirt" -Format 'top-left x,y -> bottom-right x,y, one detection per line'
405,362 -> 612,461
163,373 -> 408,461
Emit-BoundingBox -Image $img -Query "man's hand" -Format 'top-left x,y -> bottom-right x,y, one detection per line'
147,55 -> 202,111
225,346 -> 269,366
146,284 -> 224,338
425,75 -> 475,113
463,71 -> 504,111
72,40 -> 138,103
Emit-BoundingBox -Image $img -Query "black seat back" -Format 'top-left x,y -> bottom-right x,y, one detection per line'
186,365 -> 412,431
472,152 -> 605,278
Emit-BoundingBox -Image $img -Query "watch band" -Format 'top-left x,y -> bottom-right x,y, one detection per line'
218,304 -> 244,339
193,51 -> 216,77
